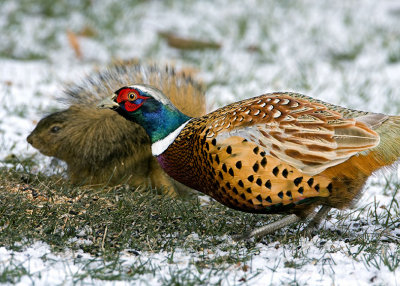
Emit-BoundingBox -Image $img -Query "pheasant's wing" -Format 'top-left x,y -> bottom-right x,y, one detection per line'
205,92 -> 381,176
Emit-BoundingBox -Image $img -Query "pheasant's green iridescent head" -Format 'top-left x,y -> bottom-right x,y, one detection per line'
101,84 -> 191,143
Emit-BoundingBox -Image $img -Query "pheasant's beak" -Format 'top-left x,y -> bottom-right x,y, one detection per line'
97,94 -> 119,109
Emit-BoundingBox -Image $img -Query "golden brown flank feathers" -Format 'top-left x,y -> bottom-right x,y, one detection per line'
27,61 -> 206,195
158,92 -> 400,216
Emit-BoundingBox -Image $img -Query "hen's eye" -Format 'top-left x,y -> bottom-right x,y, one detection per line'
127,92 -> 137,101
50,126 -> 61,133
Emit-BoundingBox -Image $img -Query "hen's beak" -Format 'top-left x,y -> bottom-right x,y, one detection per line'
98,94 -> 119,109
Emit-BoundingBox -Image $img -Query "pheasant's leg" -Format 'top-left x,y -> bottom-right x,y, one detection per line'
303,206 -> 331,237
234,214 -> 301,241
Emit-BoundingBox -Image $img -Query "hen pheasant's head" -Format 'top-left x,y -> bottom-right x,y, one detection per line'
99,84 -> 190,143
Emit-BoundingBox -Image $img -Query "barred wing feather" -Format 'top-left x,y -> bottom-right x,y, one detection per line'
209,93 -> 381,176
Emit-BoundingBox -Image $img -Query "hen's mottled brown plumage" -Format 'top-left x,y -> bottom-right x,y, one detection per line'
102,86 -> 400,239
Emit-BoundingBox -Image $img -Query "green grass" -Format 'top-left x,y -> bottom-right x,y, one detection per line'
0,164 -> 265,283
0,165 -> 260,254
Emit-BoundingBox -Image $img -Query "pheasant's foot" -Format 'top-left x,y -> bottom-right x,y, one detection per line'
302,206 -> 331,238
233,214 -> 301,241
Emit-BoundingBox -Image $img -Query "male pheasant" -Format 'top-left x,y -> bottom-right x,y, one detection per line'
99,85 -> 400,239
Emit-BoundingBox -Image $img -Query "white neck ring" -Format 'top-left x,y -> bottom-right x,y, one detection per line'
151,120 -> 191,156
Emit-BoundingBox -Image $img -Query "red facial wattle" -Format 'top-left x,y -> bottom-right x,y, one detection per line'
115,87 -> 149,112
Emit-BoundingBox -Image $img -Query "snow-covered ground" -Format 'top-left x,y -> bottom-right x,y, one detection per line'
1,234 -> 399,285
1,0 -> 400,285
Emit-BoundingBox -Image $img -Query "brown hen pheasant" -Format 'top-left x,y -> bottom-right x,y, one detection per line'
99,85 -> 400,239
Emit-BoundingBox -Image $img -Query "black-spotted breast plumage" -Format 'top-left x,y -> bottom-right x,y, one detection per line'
99,85 -> 400,239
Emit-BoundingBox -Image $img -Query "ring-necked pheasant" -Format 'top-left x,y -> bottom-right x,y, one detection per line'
99,84 -> 400,239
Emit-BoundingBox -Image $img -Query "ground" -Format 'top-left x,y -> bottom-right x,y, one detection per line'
0,0 -> 400,285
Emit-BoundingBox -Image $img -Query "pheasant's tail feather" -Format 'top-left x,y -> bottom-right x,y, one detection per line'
320,115 -> 400,209
372,115 -> 400,168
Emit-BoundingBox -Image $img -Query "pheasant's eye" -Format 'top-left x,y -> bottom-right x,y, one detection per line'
114,86 -> 149,112
127,92 -> 137,101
